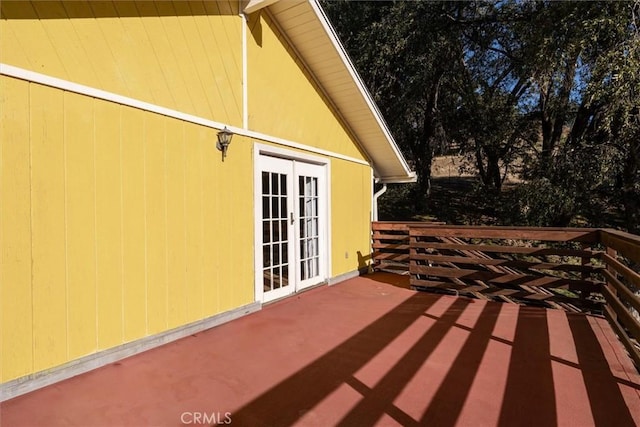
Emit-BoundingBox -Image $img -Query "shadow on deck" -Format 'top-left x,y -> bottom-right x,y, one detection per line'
2,273 -> 640,426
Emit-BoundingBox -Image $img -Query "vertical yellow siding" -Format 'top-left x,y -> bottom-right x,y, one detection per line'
1,77 -> 257,382
108,1 -> 161,106
1,0 -> 377,385
224,136 -> 255,310
201,129 -> 219,315
144,113 -> 168,335
64,92 -> 97,360
331,161 -> 372,277
121,107 -> 147,343
165,121 -> 187,329
1,1 -> 243,126
95,101 -> 124,350
184,126 -> 205,322
30,84 -> 67,372
1,2 -> 68,79
247,13 -> 368,162
246,11 -> 374,279
66,1 -> 130,96
1,77 -> 33,380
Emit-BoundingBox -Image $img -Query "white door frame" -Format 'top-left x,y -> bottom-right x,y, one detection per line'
294,161 -> 327,291
253,144 -> 331,303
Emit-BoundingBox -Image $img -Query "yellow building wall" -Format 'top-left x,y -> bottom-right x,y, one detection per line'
0,75 -> 255,382
247,12 -> 368,162
330,161 -> 373,277
1,2 -> 374,384
247,11 -> 373,278
0,0 -> 242,127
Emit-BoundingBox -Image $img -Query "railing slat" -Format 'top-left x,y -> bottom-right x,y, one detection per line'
411,242 -> 597,258
371,252 -> 410,261
409,265 -> 600,292
372,233 -> 410,241
601,253 -> 640,290
603,305 -> 640,369
600,229 -> 640,265
602,286 -> 640,347
372,243 -> 410,250
601,269 -> 640,314
409,226 -> 600,242
373,221 -> 640,370
411,253 -> 601,273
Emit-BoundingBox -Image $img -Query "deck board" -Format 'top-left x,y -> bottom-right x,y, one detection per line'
1,272 -> 639,426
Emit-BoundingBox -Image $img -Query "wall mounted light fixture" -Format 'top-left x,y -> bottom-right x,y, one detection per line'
216,126 -> 233,161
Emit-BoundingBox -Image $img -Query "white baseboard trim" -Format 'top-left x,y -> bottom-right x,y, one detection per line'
1,268 -> 368,402
0,301 -> 261,402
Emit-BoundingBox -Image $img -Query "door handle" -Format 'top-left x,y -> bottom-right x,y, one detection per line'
290,212 -> 294,225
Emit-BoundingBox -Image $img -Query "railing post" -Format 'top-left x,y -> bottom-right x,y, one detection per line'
409,224 -> 416,287
580,243 -> 591,303
606,245 -> 618,321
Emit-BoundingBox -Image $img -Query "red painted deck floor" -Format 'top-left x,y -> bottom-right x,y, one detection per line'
2,273 -> 640,427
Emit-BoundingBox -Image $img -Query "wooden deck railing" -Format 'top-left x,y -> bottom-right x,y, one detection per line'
372,221 -> 640,368
598,229 -> 640,368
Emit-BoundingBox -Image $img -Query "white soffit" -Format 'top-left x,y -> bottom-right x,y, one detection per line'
267,0 -> 416,183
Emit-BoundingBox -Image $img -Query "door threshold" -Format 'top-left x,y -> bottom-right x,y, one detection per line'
263,281 -> 328,306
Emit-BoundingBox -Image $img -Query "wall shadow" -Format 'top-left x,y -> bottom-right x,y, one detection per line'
567,312 -> 637,426
362,271 -> 411,290
1,1 -> 238,20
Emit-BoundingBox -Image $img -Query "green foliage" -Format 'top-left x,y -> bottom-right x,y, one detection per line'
516,178 -> 578,227
321,0 -> 640,231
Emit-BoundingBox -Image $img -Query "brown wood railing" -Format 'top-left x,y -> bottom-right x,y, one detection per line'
598,229 -> 640,368
372,222 -> 640,367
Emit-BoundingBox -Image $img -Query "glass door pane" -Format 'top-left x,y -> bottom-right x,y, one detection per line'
298,175 -> 320,281
262,170 -> 290,293
257,154 -> 296,305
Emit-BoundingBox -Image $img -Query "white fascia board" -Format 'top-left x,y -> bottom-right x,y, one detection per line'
307,0 -> 414,180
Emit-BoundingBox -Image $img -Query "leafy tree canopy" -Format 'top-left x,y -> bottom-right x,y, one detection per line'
322,0 -> 640,231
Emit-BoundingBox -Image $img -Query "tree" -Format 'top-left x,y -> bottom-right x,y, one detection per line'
323,0 -> 467,209
322,0 -> 640,229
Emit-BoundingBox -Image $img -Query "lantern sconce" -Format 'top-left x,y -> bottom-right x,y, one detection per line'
216,126 -> 234,161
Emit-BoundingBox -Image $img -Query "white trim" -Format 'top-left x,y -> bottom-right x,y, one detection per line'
293,161 -> 327,290
241,12 -> 249,129
255,155 -> 296,303
0,302 -> 261,402
1,266 -> 363,400
370,169 -> 375,222
253,144 -> 331,303
255,143 -> 327,164
262,8 -> 376,170
253,145 -> 264,304
326,160 -> 333,280
243,127 -> 368,166
372,184 -> 387,222
253,144 -> 333,280
0,63 -> 369,168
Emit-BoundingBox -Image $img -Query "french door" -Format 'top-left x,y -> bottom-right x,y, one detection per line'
256,155 -> 327,303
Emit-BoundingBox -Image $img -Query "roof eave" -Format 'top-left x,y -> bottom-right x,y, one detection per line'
378,172 -> 418,184
267,0 -> 415,183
